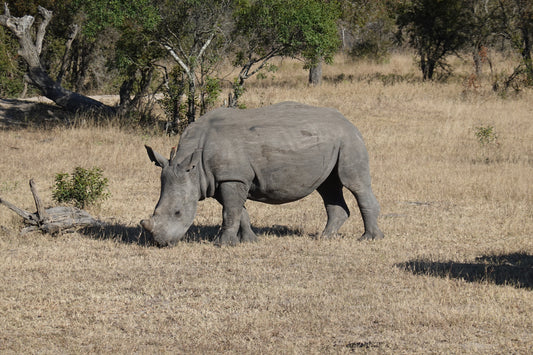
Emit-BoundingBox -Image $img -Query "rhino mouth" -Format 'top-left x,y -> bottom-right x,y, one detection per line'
140,219 -> 153,233
140,218 -> 189,247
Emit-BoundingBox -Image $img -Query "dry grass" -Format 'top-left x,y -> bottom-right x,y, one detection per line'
0,53 -> 532,353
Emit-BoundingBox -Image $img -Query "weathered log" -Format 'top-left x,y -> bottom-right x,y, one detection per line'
0,179 -> 101,234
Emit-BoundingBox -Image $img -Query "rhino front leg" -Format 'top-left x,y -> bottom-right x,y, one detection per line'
214,181 -> 248,246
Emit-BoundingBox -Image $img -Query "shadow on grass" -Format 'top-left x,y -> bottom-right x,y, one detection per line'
0,98 -> 70,130
79,222 -> 302,246
397,253 -> 533,290
177,224 -> 302,243
80,223 -> 154,246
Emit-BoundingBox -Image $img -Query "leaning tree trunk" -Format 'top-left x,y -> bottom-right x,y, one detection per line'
0,4 -> 114,114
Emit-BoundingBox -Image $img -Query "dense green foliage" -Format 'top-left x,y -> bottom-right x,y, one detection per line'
155,0 -> 236,125
495,0 -> 533,83
0,28 -> 24,97
1,0 -> 532,121
231,0 -> 340,97
53,167 -> 110,208
339,0 -> 396,61
395,0 -> 473,80
234,0 -> 341,64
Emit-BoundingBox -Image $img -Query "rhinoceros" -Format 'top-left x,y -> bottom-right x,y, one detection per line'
141,101 -> 384,246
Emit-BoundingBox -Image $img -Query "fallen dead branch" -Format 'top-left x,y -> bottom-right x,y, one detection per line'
0,179 -> 101,234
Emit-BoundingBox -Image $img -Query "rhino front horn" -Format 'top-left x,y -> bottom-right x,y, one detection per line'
140,219 -> 153,233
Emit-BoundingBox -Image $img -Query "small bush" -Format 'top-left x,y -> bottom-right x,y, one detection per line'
475,125 -> 498,147
53,167 -> 110,208
474,125 -> 501,164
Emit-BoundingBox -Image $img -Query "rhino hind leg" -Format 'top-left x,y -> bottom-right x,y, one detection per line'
337,150 -> 384,240
238,207 -> 258,243
317,173 -> 350,237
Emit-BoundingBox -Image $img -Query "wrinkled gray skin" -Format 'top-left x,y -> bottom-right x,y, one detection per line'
141,101 -> 384,246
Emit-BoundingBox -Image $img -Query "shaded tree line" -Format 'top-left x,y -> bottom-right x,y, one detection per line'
393,0 -> 533,83
1,0 -> 532,128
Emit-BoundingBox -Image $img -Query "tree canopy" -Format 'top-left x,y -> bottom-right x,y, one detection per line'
233,0 -> 340,88
1,0 -> 532,125
395,0 -> 473,80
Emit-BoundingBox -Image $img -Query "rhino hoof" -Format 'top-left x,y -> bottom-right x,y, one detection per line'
214,235 -> 239,247
359,231 -> 385,241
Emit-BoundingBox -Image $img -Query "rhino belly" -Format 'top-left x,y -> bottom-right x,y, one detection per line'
247,141 -> 338,204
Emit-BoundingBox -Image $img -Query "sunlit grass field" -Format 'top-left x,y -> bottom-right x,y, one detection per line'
0,53 -> 532,353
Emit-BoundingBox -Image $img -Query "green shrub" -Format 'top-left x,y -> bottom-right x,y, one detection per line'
0,28 -> 24,97
475,125 -> 498,147
474,125 -> 501,164
53,167 -> 110,208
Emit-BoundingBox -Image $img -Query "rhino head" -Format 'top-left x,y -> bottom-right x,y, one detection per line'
141,145 -> 201,246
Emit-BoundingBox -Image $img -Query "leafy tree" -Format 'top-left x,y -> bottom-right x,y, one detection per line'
495,0 -> 533,84
156,0 -> 235,125
395,0 -> 473,80
465,0 -> 499,77
340,0 -> 396,61
68,0 -> 161,103
0,4 -> 114,113
0,1 -> 161,116
232,0 -> 340,97
0,27 -> 24,97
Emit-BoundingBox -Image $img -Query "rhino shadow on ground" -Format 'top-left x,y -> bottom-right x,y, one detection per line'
79,222 -> 302,246
177,224 -> 302,243
80,223 -> 154,246
397,253 -> 533,290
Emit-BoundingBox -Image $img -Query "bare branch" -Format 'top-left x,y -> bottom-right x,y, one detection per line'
57,24 -> 79,84
163,43 -> 191,76
4,14 -> 34,38
0,197 -> 37,224
198,32 -> 215,61
29,179 -> 49,223
239,48 -> 282,81
35,6 -> 53,54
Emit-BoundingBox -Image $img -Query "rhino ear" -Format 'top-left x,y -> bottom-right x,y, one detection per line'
176,149 -> 202,172
145,145 -> 169,168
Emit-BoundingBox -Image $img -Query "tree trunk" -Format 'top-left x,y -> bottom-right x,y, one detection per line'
473,43 -> 483,78
57,24 -> 79,85
308,60 -> 323,86
0,5 -> 114,115
420,55 -> 436,81
186,74 -> 196,124
520,24 -> 533,82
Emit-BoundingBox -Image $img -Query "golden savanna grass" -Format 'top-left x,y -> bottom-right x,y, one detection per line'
0,53 -> 532,353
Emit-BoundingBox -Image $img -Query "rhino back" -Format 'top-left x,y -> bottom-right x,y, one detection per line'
178,102 -> 365,203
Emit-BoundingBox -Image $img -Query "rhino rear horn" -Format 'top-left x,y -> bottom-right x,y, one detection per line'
145,145 -> 169,168
175,149 -> 202,172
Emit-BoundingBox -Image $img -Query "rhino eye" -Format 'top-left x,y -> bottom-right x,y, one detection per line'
175,210 -> 182,218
